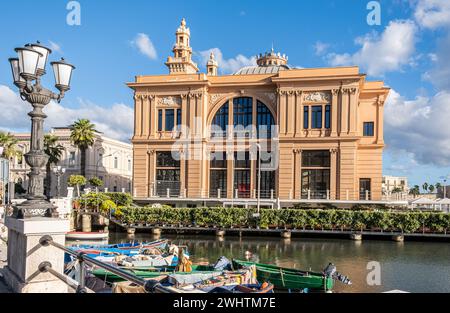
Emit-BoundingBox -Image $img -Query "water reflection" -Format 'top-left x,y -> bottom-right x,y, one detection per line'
102,233 -> 450,293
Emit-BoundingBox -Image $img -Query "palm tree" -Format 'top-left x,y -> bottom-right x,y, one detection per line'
436,183 -> 442,192
0,131 -> 21,160
44,134 -> 65,199
69,119 -> 97,178
422,183 -> 429,194
429,185 -> 435,194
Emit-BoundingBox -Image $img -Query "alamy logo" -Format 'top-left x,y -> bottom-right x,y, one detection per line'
367,1 -> 381,26
366,261 -> 381,286
66,1 -> 81,26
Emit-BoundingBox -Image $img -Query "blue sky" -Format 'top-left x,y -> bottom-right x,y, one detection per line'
1,0 -> 450,187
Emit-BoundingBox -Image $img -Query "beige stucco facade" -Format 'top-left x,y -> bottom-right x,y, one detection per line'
128,19 -> 390,204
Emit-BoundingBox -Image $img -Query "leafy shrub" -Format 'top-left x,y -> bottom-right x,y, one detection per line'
114,207 -> 450,234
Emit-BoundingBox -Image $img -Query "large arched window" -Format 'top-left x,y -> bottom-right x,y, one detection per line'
211,101 -> 228,138
210,97 -> 274,139
233,97 -> 253,137
257,100 -> 275,139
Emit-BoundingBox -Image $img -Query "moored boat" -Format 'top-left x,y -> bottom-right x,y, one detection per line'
232,259 -> 334,292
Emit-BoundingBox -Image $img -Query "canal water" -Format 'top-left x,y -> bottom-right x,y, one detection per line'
101,233 -> 450,293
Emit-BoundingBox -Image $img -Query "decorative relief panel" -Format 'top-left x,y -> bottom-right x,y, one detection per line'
157,96 -> 182,106
303,91 -> 331,103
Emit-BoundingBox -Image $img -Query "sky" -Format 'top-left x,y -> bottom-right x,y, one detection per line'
0,0 -> 450,187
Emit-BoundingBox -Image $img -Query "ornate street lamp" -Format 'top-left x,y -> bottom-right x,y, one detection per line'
8,41 -> 75,218
52,166 -> 66,199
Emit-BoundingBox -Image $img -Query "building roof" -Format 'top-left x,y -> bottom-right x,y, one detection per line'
234,64 -> 290,75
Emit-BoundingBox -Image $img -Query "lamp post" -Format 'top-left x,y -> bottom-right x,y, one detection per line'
52,166 -> 66,199
8,41 -> 75,218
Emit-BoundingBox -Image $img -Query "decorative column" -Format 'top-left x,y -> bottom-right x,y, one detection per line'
330,148 -> 338,200
147,149 -> 155,197
277,89 -> 287,135
142,94 -> 150,137
348,88 -> 358,136
134,94 -> 143,137
376,95 -> 384,144
295,90 -> 303,137
293,149 -> 302,199
149,95 -> 156,138
180,94 -> 188,139
341,88 -> 350,135
331,89 -> 339,136
286,90 -> 295,135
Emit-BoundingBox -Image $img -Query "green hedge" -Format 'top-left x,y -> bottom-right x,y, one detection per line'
78,192 -> 133,209
116,207 -> 450,234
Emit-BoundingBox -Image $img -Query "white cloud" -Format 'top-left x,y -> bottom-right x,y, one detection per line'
385,89 -> 450,166
424,33 -> 450,91
198,48 -> 257,74
0,85 -> 133,142
131,33 -> 157,60
48,41 -> 62,53
414,0 -> 450,29
327,20 -> 417,76
314,41 -> 329,56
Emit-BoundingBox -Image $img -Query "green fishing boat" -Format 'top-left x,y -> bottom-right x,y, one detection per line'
91,265 -> 215,283
232,259 -> 334,292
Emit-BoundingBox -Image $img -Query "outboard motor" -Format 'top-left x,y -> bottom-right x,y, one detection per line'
213,256 -> 232,271
323,263 -> 352,285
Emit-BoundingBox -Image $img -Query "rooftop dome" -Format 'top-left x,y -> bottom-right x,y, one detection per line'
234,48 -> 290,75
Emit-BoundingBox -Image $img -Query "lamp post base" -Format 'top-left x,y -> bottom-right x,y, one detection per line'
13,199 -> 58,219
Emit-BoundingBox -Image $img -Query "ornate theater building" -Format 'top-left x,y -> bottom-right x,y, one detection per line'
128,19 -> 390,207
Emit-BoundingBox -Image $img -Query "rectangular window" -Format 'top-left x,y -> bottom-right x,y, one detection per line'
325,105 -> 331,129
360,178 -> 371,200
233,97 -> 253,138
176,109 -> 182,129
234,152 -> 251,198
165,109 -> 175,131
114,156 -> 118,169
302,150 -> 331,167
363,122 -> 374,136
210,151 -> 227,198
311,106 -> 322,129
127,159 -> 132,171
302,169 -> 330,199
158,110 -> 163,132
156,152 -> 180,197
69,151 -> 76,167
303,106 -> 309,129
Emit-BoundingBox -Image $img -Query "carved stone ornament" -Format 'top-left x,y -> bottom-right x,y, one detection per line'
209,93 -> 226,106
303,91 -> 331,103
158,96 -> 182,106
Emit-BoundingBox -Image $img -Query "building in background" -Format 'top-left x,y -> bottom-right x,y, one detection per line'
0,156 -> 9,205
382,176 -> 409,195
10,127 -> 132,198
129,19 -> 390,206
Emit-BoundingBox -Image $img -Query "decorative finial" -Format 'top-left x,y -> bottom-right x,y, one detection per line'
210,52 -> 215,60
181,18 -> 186,26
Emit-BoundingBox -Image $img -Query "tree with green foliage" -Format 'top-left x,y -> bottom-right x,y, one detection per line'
409,185 -> 420,197
429,185 -> 435,194
422,183 -> 429,194
44,134 -> 65,199
89,177 -> 104,188
69,119 -> 97,178
68,175 -> 87,197
0,131 -> 21,160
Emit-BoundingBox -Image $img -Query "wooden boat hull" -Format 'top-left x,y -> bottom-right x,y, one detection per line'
232,259 -> 334,291
92,265 -> 214,283
66,231 -> 109,240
